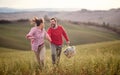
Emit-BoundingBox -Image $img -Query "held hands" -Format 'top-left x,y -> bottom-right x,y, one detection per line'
66,41 -> 70,46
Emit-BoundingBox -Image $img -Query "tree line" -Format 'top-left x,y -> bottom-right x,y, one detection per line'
70,21 -> 120,35
0,17 -> 120,35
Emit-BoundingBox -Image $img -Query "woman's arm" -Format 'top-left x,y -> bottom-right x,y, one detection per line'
26,28 -> 35,40
45,31 -> 52,42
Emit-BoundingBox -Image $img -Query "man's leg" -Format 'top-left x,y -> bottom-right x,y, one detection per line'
56,45 -> 62,65
50,43 -> 57,64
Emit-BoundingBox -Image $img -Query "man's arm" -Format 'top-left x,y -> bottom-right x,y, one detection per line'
61,26 -> 70,45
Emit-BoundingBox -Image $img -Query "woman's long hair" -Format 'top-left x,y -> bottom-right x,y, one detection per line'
31,17 -> 44,26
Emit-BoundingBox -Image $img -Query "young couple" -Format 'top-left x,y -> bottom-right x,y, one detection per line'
26,17 -> 70,68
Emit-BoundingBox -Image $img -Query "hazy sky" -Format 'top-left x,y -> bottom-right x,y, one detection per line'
0,0 -> 120,10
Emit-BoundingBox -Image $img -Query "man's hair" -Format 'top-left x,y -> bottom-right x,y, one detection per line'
50,17 -> 57,22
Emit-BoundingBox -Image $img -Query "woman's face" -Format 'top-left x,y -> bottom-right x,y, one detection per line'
40,23 -> 44,28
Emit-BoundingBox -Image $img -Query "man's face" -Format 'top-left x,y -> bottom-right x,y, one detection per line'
50,20 -> 56,28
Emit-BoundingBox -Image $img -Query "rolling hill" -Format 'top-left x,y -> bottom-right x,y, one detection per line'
0,8 -> 120,26
0,21 -> 120,50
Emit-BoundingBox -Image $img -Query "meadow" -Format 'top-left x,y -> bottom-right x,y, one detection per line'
0,40 -> 120,75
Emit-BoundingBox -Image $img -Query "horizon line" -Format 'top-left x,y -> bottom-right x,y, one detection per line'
0,7 -> 120,11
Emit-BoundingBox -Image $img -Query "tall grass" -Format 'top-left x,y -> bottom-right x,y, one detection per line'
0,40 -> 120,75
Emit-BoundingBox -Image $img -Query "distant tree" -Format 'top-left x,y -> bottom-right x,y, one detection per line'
106,23 -> 110,27
0,20 -> 12,24
72,21 -> 79,25
102,22 -> 105,25
44,15 -> 49,22
81,9 -> 88,12
17,19 -> 29,22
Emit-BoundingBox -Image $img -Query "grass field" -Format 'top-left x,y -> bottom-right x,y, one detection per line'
0,40 -> 120,75
0,21 -> 120,50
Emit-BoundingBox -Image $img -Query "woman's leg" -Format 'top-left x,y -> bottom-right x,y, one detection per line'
34,49 -> 41,65
39,46 -> 45,67
34,44 -> 45,67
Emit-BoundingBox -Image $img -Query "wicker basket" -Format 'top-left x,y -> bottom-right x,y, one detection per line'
64,46 -> 76,58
